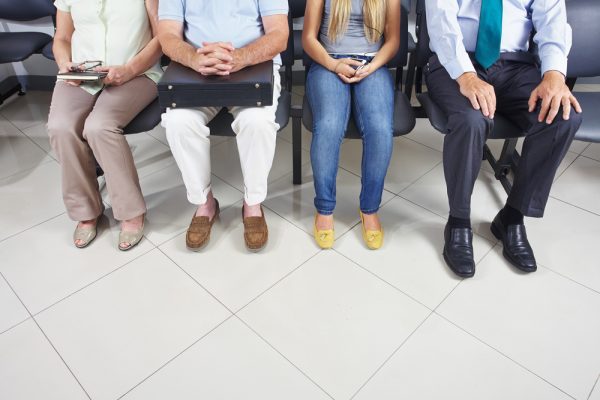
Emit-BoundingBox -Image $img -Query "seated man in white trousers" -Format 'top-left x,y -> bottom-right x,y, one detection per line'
158,0 -> 289,252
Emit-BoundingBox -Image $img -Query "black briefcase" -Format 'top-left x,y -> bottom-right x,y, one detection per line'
158,60 -> 274,109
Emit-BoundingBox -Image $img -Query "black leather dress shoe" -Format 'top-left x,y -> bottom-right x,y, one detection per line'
491,212 -> 537,272
443,223 -> 475,278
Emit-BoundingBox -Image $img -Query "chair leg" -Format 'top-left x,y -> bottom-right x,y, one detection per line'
483,138 -> 520,194
291,105 -> 303,185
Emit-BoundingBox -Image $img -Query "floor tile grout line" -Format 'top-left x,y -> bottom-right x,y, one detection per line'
155,247 -> 237,315
587,374 -> 600,400
233,249 -> 323,315
393,191 -> 499,246
0,271 -> 93,400
579,152 -> 600,164
234,314 -> 336,400
4,114 -> 54,157
332,249 -> 433,312
430,244 -> 497,314
434,311 -> 578,400
0,156 -> 56,183
0,210 -> 66,245
349,310 -> 435,400
537,261 -> 600,297
395,160 -> 444,196
115,314 -> 236,400
402,134 -> 444,154
29,245 -> 157,318
31,317 -> 94,400
0,315 -> 31,337
553,152 -> 581,183
549,194 -> 600,218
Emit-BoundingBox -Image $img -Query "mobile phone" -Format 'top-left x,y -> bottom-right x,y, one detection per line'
350,58 -> 368,70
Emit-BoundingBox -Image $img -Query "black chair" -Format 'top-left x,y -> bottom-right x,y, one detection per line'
565,0 -> 600,144
412,0 -> 522,194
291,1 -> 417,184
0,0 -> 54,104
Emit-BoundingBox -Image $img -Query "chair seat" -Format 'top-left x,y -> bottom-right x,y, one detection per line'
42,40 -> 54,60
302,90 -> 416,138
417,92 -> 523,139
573,91 -> 600,143
206,89 -> 291,136
0,32 -> 51,63
123,98 -> 162,135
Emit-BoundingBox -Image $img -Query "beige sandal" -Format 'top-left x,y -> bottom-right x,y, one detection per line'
73,213 -> 103,249
118,214 -> 145,251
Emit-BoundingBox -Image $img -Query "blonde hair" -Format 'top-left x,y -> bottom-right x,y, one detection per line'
327,0 -> 386,44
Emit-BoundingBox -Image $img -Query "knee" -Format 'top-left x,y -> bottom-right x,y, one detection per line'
47,114 -> 79,145
448,109 -> 492,140
313,115 -> 347,140
82,119 -> 120,143
233,112 -> 277,137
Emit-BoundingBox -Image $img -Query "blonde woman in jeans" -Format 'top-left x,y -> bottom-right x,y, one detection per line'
48,0 -> 162,250
303,0 -> 400,249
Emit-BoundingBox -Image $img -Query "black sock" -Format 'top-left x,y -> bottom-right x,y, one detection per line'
448,215 -> 471,229
501,204 -> 524,226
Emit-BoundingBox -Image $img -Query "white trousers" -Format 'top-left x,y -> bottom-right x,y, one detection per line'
163,67 -> 281,206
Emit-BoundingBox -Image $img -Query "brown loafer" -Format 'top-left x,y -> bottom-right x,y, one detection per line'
242,205 -> 268,252
186,199 -> 220,251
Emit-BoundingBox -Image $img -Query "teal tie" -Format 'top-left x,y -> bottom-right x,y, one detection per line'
475,0 -> 503,69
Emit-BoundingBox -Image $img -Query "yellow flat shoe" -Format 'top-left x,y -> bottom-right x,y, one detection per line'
313,214 -> 334,249
359,210 -> 383,250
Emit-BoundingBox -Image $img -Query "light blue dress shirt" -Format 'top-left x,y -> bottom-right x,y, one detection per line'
159,0 -> 289,65
425,0 -> 572,79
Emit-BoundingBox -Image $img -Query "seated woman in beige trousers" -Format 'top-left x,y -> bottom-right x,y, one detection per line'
48,0 -> 162,250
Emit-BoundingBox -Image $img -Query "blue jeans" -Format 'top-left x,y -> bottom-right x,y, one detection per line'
307,60 -> 394,215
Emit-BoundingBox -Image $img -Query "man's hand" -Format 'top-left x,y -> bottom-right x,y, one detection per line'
97,65 -> 135,86
528,70 -> 582,124
456,72 -> 496,118
194,42 -> 236,76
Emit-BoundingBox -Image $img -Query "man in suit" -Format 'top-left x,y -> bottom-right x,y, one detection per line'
158,0 -> 289,252
425,0 -> 582,277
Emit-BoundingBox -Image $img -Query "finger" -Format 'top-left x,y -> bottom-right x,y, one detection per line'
570,94 -> 582,113
488,88 -> 497,118
95,66 -> 110,72
528,89 -> 538,112
467,94 -> 480,111
212,63 -> 233,71
546,96 -> 561,124
538,96 -> 551,122
212,51 -> 233,62
561,96 -> 571,120
342,58 -> 363,67
337,73 -> 352,83
478,93 -> 490,117
199,67 -> 219,75
217,41 -> 235,51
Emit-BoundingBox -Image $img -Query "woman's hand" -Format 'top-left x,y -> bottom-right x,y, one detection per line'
331,58 -> 364,78
338,64 -> 374,84
58,62 -> 82,86
97,65 -> 136,86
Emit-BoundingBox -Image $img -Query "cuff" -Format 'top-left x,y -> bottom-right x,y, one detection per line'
443,53 -> 476,80
540,47 -> 568,77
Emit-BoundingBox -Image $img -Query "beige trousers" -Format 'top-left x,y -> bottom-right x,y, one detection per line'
47,77 -> 157,221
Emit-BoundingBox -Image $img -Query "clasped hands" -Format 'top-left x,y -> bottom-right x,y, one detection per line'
191,41 -> 244,76
457,70 -> 582,124
331,58 -> 373,83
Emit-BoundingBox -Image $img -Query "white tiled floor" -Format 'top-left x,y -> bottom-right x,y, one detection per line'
0,90 -> 599,400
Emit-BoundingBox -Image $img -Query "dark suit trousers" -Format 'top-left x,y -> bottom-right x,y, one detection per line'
424,53 -> 582,219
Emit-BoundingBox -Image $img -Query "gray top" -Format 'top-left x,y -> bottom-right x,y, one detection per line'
319,0 -> 383,55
